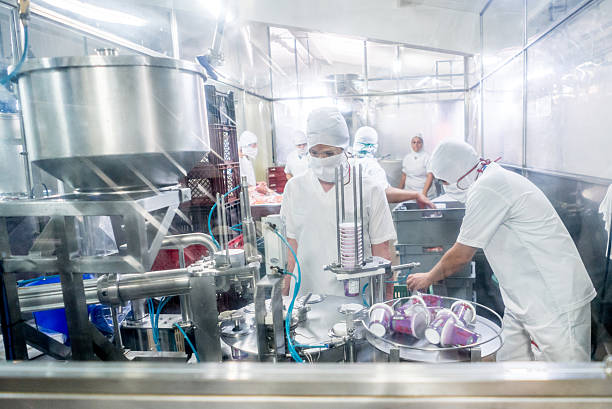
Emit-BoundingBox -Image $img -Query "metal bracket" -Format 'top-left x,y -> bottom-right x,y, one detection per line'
255,273 -> 285,362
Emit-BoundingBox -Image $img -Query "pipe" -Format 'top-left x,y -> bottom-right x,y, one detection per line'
160,233 -> 217,255
18,278 -> 99,313
96,269 -> 190,305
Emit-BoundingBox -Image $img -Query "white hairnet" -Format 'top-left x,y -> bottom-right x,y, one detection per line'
306,107 -> 349,150
292,130 -> 307,146
354,126 -> 378,145
239,131 -> 257,148
429,140 -> 479,184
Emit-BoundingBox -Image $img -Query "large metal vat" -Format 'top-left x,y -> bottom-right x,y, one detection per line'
16,56 -> 210,192
0,113 -> 27,196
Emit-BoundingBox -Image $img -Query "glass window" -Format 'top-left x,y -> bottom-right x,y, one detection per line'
482,0 -> 525,74
371,92 -> 465,161
526,0 -> 612,179
483,55 -> 523,165
527,0 -> 583,41
33,0 -> 173,55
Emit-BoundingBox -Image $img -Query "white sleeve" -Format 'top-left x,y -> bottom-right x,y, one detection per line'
368,161 -> 391,189
280,182 -> 298,239
457,185 -> 511,248
401,155 -> 409,175
368,184 -> 397,244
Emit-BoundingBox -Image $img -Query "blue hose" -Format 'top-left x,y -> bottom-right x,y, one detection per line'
207,185 -> 241,249
17,275 -> 58,287
271,228 -> 303,363
147,299 -> 159,349
1,26 -> 28,86
361,282 -> 370,307
154,296 -> 172,351
174,323 -> 201,362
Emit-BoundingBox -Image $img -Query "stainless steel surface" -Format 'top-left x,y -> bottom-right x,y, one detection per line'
190,271 -> 222,362
255,274 -> 285,361
161,233 -> 217,256
240,176 -> 258,261
16,55 -> 210,191
0,361 -> 611,408
18,278 -> 99,313
0,113 -> 27,196
0,188 -> 188,273
223,295 -> 363,358
160,232 -> 217,323
96,269 -> 191,305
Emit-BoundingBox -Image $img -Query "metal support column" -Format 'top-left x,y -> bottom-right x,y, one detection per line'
189,272 -> 221,362
57,216 -> 94,360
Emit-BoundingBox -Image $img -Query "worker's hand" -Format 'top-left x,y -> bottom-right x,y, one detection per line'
255,182 -> 268,195
406,272 -> 434,292
416,193 -> 435,209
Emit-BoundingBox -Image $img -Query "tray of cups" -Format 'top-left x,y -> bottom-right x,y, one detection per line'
361,293 -> 503,359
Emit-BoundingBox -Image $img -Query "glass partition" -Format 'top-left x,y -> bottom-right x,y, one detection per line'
482,0 -> 525,74
526,0 -> 612,179
483,55 -> 523,165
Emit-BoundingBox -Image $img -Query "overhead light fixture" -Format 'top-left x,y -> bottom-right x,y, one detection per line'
39,0 -> 147,27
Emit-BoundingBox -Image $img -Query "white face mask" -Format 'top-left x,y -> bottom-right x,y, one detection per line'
309,153 -> 348,183
242,146 -> 258,159
296,146 -> 308,157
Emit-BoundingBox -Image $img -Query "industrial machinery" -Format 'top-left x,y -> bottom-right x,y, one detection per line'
0,52 -> 501,365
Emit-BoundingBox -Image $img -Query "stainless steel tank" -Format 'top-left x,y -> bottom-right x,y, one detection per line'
0,113 -> 27,196
16,56 -> 210,192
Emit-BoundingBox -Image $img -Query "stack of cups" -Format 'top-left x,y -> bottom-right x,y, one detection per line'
339,222 -> 363,268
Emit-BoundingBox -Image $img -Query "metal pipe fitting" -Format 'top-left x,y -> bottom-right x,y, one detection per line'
96,268 -> 190,305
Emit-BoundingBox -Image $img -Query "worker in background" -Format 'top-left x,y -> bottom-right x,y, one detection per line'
406,140 -> 596,362
284,130 -> 309,180
352,126 -> 433,208
399,134 -> 436,200
281,108 -> 397,297
239,130 -> 258,186
239,130 -> 268,194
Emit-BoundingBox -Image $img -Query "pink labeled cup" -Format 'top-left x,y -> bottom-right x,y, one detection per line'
368,303 -> 394,337
451,300 -> 476,326
391,304 -> 429,339
424,309 -> 458,345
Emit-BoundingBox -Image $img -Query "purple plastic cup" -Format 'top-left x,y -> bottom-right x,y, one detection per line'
451,300 -> 476,326
442,323 -> 479,346
391,304 -> 429,338
368,303 -> 394,337
344,279 -> 359,297
419,293 -> 443,308
424,309 -> 458,345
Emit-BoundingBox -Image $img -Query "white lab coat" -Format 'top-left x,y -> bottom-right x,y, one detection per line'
457,163 -> 596,361
239,155 -> 256,187
280,169 -> 397,297
401,150 -> 435,198
352,157 -> 390,189
284,150 -> 309,178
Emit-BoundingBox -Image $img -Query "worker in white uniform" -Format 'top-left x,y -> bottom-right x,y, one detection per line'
406,140 -> 596,362
239,130 -> 258,187
399,134 -> 436,199
352,126 -> 433,208
281,108 -> 397,297
284,130 -> 309,180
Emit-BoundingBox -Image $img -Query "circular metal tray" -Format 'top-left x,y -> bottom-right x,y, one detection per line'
361,296 -> 503,362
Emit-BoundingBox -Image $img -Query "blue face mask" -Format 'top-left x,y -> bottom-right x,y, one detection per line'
354,142 -> 378,158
